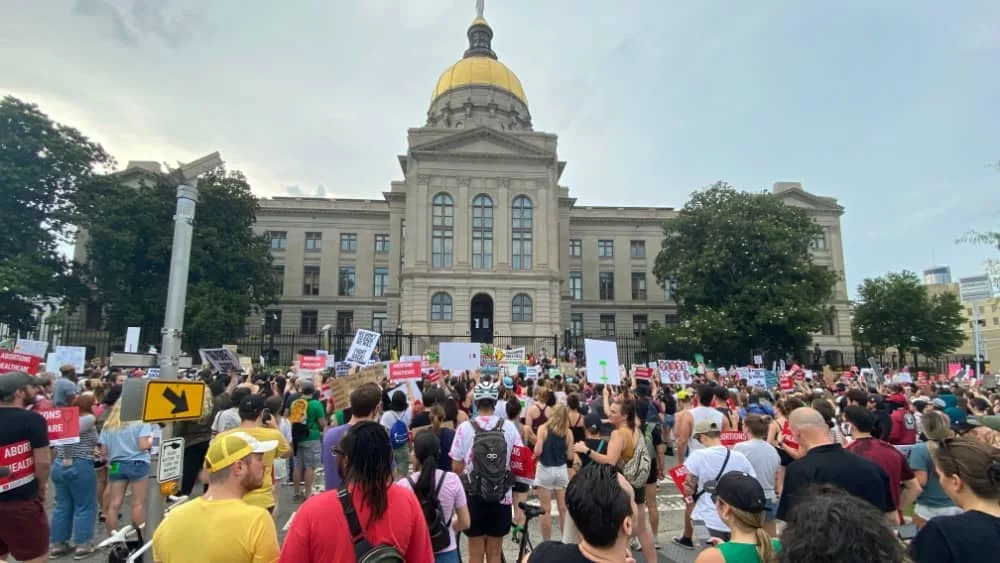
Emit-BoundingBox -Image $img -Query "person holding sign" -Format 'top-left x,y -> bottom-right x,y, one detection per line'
48,395 -> 99,558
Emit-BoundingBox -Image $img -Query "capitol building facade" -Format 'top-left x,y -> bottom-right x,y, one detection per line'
251,14 -> 854,358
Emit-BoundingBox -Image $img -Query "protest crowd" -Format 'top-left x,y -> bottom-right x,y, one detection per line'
1,339 -> 999,563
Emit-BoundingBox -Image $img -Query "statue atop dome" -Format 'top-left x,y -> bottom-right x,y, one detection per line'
475,0 -> 484,20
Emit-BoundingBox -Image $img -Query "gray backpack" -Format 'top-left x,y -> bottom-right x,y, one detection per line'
464,418 -> 513,503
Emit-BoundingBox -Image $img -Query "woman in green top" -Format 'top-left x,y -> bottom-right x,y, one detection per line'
695,472 -> 779,563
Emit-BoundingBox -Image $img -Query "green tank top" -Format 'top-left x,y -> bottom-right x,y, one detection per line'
717,539 -> 781,563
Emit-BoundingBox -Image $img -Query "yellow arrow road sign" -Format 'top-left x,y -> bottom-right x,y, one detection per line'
143,381 -> 206,423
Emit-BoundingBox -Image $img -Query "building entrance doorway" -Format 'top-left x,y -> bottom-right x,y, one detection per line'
470,293 -> 494,344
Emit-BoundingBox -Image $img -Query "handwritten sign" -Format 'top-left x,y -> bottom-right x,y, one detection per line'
38,407 -> 81,446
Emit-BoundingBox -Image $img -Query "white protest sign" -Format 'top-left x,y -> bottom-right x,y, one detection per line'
345,330 -> 380,365
145,368 -> 161,379
584,339 -> 620,385
157,438 -> 185,483
125,327 -> 141,353
199,348 -> 242,373
14,339 -> 48,359
315,350 -> 332,369
53,346 -> 86,373
439,342 -> 481,372
753,354 -> 763,366
525,366 -> 539,379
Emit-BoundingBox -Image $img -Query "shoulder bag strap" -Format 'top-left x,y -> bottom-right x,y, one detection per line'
693,449 -> 732,502
434,472 -> 453,524
337,484 -> 371,560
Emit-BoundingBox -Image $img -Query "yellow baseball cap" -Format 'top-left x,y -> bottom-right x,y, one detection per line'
676,389 -> 691,400
204,431 -> 277,473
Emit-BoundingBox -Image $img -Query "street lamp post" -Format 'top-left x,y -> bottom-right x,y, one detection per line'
910,335 -> 919,371
812,344 -> 822,370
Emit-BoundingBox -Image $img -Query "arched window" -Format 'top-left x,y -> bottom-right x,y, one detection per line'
471,194 -> 494,269
431,292 -> 453,321
431,193 -> 454,268
511,196 -> 533,270
512,294 -> 533,322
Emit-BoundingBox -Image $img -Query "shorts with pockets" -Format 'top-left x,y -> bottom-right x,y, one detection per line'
0,497 -> 49,561
295,439 -> 322,469
109,460 -> 150,482
534,464 -> 569,490
466,495 -> 513,538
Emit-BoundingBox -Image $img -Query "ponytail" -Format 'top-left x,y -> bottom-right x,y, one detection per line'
410,431 -> 442,510
728,505 -> 777,563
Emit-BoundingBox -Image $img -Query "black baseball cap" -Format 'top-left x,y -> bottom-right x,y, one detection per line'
239,394 -> 267,419
584,412 -> 603,433
0,372 -> 43,396
712,472 -> 766,513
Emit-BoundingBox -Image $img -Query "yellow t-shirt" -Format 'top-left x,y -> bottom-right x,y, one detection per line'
152,498 -> 279,563
214,426 -> 290,509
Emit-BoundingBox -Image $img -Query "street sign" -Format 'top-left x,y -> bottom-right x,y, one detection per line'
157,438 -> 185,483
959,275 -> 993,302
143,381 -> 206,423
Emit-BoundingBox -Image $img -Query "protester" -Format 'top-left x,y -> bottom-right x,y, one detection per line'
289,380 -> 326,501
694,472 -> 779,563
54,365 -> 78,407
733,414 -> 781,535
909,436 -> 1000,563
777,484 -> 908,563
322,382 -> 382,491
561,411 -> 609,545
527,462 -> 637,562
213,386 -> 251,436
214,395 -> 290,513
381,389 -> 413,476
0,372 -> 51,563
151,431 -> 281,562
98,399 -> 155,535
532,403 -> 576,541
908,410 -> 962,527
48,393 -> 100,558
280,421 -> 434,562
397,431 -> 470,563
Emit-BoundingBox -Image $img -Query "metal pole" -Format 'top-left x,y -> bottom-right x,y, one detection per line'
973,305 -> 982,376
147,183 -> 199,534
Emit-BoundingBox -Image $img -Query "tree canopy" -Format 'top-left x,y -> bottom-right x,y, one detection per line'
0,96 -> 110,331
80,167 -> 278,347
852,270 -> 965,359
650,182 -> 837,364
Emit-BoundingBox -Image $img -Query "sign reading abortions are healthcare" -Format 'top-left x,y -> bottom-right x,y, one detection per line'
37,407 -> 81,446
0,440 -> 36,493
0,351 -> 41,375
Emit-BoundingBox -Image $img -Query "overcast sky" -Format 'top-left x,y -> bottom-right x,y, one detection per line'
2,0 -> 998,297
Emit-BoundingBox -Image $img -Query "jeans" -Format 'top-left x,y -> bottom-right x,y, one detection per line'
50,458 -> 98,546
434,549 -> 460,563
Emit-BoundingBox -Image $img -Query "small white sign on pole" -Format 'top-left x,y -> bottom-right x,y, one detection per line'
157,437 -> 186,483
54,346 -> 87,373
345,330 -> 380,365
125,327 -> 141,353
584,339 -> 621,385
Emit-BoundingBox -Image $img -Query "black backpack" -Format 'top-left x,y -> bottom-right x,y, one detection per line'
337,485 -> 405,563
464,418 -> 513,503
406,473 -> 452,552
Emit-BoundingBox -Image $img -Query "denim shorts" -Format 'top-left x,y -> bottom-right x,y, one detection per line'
763,498 -> 778,521
108,460 -> 150,482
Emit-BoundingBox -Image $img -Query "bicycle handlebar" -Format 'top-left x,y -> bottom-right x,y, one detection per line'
96,495 -> 190,548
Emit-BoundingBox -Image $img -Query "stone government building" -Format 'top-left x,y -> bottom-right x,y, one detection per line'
250,13 -> 854,361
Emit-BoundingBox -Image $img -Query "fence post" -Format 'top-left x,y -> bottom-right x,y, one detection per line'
407,333 -> 414,356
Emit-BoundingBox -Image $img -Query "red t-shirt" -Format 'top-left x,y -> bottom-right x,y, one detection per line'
846,437 -> 915,522
279,484 -> 434,563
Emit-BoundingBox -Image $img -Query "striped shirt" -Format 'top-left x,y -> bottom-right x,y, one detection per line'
57,414 -> 98,461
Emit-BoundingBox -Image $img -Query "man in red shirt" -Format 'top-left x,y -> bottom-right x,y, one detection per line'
843,406 -> 922,524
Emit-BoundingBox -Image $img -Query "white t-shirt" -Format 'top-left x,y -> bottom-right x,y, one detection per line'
495,400 -> 508,420
449,414 -> 523,505
684,445 -> 756,532
380,408 -> 412,432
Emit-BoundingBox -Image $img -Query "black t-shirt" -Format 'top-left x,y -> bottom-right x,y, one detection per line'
910,510 -> 1000,563
776,443 -> 894,521
527,541 -> 593,562
0,407 -> 49,501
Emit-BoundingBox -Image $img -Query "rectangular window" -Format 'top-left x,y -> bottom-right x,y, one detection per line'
302,266 -> 320,296
373,267 -> 389,297
811,231 -> 828,250
372,312 -> 387,334
375,234 -> 390,253
338,266 -> 356,296
300,310 -> 318,335
993,317 -> 999,326
340,233 -> 358,252
600,314 -> 616,337
569,272 -> 582,300
569,239 -> 582,257
631,272 -> 647,300
598,239 -> 614,258
822,317 -> 836,336
630,240 -> 646,258
271,266 -> 284,296
264,310 -> 281,333
599,271 -> 615,300
336,311 -> 354,334
571,313 -> 583,337
304,232 -> 322,252
472,197 -> 494,269
633,314 -> 648,336
267,231 -> 288,250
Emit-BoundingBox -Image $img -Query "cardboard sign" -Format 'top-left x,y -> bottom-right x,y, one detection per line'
720,431 -> 748,447
389,361 -> 421,382
38,407 -> 80,446
0,439 -> 36,493
299,356 -> 325,371
779,376 -> 794,391
510,444 -> 536,482
0,351 -> 41,375
634,366 -> 653,380
667,464 -> 692,502
329,366 -> 382,411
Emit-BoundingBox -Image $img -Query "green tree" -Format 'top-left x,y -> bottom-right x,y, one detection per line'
79,168 -> 278,346
650,182 -> 837,364
851,271 -> 965,359
0,96 -> 111,331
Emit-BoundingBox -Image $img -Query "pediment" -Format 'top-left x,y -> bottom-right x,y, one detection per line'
410,126 -> 552,158
775,188 -> 844,213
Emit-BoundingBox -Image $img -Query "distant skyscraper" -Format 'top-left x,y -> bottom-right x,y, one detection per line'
923,266 -> 952,285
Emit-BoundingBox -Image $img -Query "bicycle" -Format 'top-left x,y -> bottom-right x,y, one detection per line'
502,501 -> 545,563
97,495 -> 189,563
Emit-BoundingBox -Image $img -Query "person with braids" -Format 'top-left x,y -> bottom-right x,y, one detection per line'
776,484 -> 908,563
909,436 -> 1000,563
279,421 -> 434,562
397,431 -> 470,563
694,472 -> 779,563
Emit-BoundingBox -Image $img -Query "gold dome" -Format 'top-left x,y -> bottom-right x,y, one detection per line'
432,57 -> 527,105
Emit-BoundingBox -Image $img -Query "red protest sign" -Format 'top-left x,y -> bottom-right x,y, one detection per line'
510,445 -> 536,481
389,361 -> 422,381
37,408 -> 80,446
0,351 -> 41,375
0,439 -> 36,493
779,376 -> 794,390
720,431 -> 748,447
667,464 -> 692,502
634,367 -> 653,380
298,356 -> 325,371
427,370 -> 441,384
